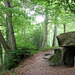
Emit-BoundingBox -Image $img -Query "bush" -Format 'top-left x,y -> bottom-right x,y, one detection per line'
30,29 -> 43,50
4,46 -> 33,70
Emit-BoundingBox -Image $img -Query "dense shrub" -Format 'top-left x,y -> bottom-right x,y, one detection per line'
4,46 -> 34,70
30,29 -> 43,50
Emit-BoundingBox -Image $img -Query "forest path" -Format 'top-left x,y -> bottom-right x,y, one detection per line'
7,49 -> 75,75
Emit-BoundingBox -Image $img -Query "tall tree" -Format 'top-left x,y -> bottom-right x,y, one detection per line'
0,43 -> 3,66
42,4 -> 48,48
63,23 -> 66,33
0,30 -> 10,54
52,25 -> 57,47
4,1 -> 16,50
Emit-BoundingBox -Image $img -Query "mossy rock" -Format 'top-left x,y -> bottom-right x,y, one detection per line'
48,48 -> 63,65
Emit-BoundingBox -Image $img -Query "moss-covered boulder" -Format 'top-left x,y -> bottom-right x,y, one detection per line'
49,48 -> 63,66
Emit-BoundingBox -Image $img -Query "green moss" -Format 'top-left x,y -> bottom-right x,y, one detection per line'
48,49 -> 63,65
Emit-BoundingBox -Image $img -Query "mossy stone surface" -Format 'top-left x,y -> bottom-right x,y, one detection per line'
49,48 -> 63,65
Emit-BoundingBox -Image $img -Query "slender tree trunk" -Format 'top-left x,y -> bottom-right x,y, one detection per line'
20,26 -> 26,44
52,25 -> 57,47
4,27 -> 9,62
0,30 -> 10,54
63,23 -> 66,33
0,1 -> 3,66
42,6 -> 48,49
24,26 -> 26,36
20,27 -> 23,44
4,1 -> 16,50
0,43 -> 3,66
6,26 -> 10,45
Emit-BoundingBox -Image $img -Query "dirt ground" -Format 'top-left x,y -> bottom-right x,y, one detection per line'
4,50 -> 75,75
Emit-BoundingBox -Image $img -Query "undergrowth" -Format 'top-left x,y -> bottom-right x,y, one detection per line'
3,46 -> 36,70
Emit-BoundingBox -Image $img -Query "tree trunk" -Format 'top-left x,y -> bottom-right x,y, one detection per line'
0,30 -> 10,54
24,26 -> 26,36
42,6 -> 48,48
0,43 -> 3,66
63,23 -> 66,33
6,26 -> 10,46
4,1 -> 16,50
52,25 -> 57,47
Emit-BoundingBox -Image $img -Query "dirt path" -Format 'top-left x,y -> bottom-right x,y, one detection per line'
7,50 -> 75,75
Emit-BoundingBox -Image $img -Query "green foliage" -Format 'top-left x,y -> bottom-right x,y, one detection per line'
0,0 -> 75,71
30,28 -> 43,50
16,36 -> 37,51
31,46 -> 54,54
4,46 -> 33,70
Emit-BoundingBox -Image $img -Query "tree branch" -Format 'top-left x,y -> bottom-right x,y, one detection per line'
0,25 -> 3,26
20,1 -> 45,15
25,3 -> 44,15
11,5 -> 19,8
66,0 -> 75,13
0,30 -> 10,54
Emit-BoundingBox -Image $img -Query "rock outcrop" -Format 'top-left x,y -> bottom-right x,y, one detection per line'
49,31 -> 75,67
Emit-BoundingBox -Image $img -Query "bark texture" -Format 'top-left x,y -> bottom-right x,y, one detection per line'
4,1 -> 16,50
63,23 -> 66,33
0,31 -> 10,54
52,26 -> 57,47
0,43 -> 3,65
42,5 -> 48,48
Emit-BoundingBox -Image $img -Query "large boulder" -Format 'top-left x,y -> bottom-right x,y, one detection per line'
49,31 -> 75,67
57,31 -> 75,47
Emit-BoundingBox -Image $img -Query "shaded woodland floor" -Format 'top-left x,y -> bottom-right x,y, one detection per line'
3,49 -> 75,75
